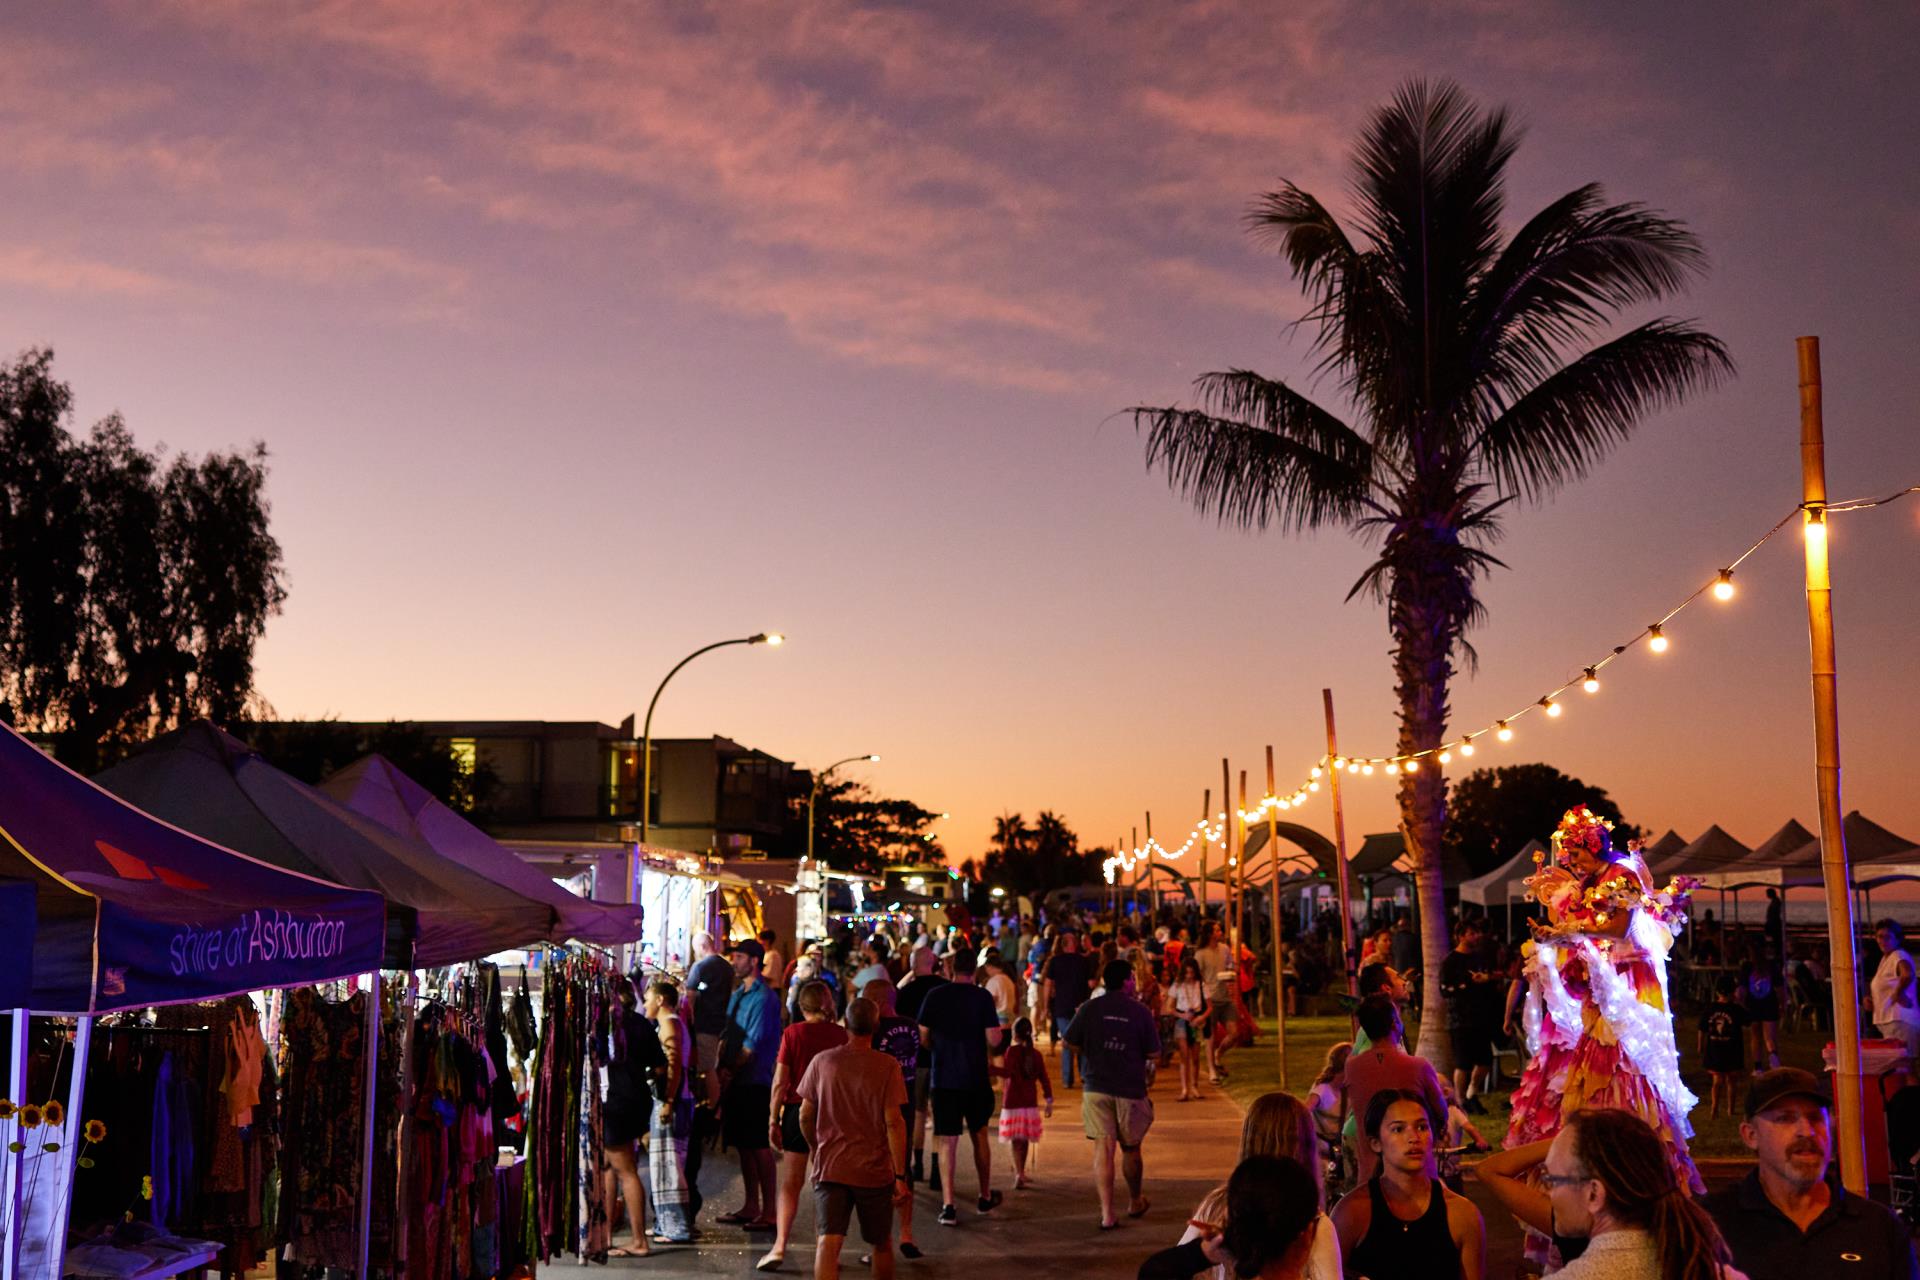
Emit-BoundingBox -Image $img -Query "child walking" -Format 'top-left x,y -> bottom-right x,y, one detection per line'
993,1017 -> 1054,1189
1166,957 -> 1209,1101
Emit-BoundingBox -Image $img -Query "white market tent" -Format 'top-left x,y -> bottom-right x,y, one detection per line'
1642,830 -> 1689,878
1459,839 -> 1547,909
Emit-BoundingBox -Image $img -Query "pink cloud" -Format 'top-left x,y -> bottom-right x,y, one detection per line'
0,247 -> 173,298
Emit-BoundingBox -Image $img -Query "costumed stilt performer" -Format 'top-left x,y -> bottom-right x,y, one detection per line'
1505,806 -> 1704,1200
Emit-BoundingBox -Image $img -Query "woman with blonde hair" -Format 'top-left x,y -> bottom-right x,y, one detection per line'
1176,1091 -> 1340,1280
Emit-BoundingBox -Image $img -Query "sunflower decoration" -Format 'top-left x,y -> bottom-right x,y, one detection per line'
18,1103 -> 44,1130
43,1099 -> 65,1127
84,1119 -> 108,1144
0,1099 -> 15,1120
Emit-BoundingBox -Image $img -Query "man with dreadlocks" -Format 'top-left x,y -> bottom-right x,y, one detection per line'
1504,807 -> 1705,1267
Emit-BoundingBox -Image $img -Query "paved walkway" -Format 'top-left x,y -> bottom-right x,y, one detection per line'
545,1058 -> 1246,1278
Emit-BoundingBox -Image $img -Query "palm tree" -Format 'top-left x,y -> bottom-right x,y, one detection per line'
990,812 -> 1032,859
1132,80 -> 1731,1067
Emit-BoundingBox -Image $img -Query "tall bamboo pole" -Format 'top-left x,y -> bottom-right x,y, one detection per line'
1145,811 -> 1156,926
1324,690 -> 1359,996
1200,789 -> 1211,919
1236,769 -> 1249,962
1220,759 -> 1231,943
1267,746 -> 1289,1086
1130,824 -> 1140,922
1799,336 -> 1865,1193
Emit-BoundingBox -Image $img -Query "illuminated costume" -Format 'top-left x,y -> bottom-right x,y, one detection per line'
1505,807 -> 1703,1195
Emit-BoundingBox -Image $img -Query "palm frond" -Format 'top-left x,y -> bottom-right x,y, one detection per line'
1245,186 -> 1401,385
1475,319 -> 1734,501
1471,189 -> 1712,393
1133,370 -> 1373,532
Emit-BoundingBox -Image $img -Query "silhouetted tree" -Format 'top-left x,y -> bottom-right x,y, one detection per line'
1444,763 -> 1642,878
0,349 -> 287,770
1131,81 -> 1728,1067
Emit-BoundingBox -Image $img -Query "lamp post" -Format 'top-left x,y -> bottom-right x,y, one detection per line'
639,631 -> 783,849
806,753 -> 881,864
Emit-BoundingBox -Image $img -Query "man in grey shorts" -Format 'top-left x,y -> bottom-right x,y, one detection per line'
1064,959 -> 1161,1229
799,997 -> 910,1280
687,930 -> 734,1104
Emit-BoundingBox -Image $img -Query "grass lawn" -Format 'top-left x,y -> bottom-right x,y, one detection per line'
1207,1009 -> 1833,1160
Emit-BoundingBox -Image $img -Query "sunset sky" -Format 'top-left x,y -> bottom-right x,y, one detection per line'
5,2 -> 1918,872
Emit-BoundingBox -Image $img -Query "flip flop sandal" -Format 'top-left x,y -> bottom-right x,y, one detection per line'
713,1211 -> 754,1225
1127,1198 -> 1152,1219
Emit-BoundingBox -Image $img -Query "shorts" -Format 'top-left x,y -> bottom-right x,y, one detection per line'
931,1084 -> 995,1137
1209,998 -> 1237,1026
1082,1091 -> 1153,1150
814,1180 -> 892,1243
1450,1027 -> 1493,1069
898,1104 -> 917,1183
723,1081 -> 772,1151
779,1100 -> 809,1155
695,1031 -> 722,1074
604,1103 -> 648,1148
1169,1018 -> 1201,1047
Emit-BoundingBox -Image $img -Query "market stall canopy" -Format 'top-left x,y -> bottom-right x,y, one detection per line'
320,754 -> 643,947
1662,825 -> 1753,877
96,722 -> 555,967
0,878 -> 37,1008
1642,830 -> 1689,877
1696,819 -> 1821,891
1842,812 -> 1920,865
1459,840 -> 1547,907
0,721 -> 384,1013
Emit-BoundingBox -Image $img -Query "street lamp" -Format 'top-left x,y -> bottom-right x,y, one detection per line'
806,753 -> 880,865
639,631 -> 784,847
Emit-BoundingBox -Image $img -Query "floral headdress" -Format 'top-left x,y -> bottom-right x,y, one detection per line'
1540,805 -> 1619,868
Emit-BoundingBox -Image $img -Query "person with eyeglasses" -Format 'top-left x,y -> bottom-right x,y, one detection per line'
1538,1108 -> 1745,1280
1331,1090 -> 1485,1280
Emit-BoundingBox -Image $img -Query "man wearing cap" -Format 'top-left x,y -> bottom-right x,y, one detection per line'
718,937 -> 783,1230
1702,1067 -> 1918,1280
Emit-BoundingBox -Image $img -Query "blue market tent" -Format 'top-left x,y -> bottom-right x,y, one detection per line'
320,754 -> 644,948
96,722 -> 557,967
0,722 -> 385,1013
0,880 -> 36,1009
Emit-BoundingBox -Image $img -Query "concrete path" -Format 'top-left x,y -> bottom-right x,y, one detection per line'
543,1058 -> 1246,1278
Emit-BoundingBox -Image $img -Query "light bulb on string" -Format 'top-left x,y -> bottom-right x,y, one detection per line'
1542,697 -> 1562,718
1404,758 -> 1419,772
1496,721 -> 1514,743
1460,742 -> 1475,757
1310,766 -> 1323,779
1385,761 -> 1400,775
1438,751 -> 1452,765
1308,780 -> 1320,792
1361,763 -> 1374,775
1649,625 -> 1669,653
1583,667 -> 1601,694
1713,570 -> 1735,601
1347,762 -> 1359,774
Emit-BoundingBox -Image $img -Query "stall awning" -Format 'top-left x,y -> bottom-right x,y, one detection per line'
0,879 -> 37,1008
1459,840 -> 1546,907
0,722 -> 386,1013
321,755 -> 644,948
96,722 -> 556,968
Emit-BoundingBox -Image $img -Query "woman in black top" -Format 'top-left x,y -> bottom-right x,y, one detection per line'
1136,1155 -> 1319,1279
1331,1090 -> 1485,1280
602,975 -> 666,1258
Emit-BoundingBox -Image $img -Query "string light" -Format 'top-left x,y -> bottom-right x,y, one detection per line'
1713,570 -> 1736,601
1542,697 -> 1561,718
1496,721 -> 1514,742
1403,758 -> 1418,772
1648,624 -> 1669,653
1582,667 -> 1601,694
1459,742 -> 1475,757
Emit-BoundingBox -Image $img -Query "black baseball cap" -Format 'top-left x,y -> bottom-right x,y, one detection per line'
727,937 -> 766,961
1745,1067 -> 1833,1118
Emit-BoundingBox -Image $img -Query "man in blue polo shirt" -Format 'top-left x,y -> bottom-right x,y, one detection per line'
1702,1067 -> 1918,1280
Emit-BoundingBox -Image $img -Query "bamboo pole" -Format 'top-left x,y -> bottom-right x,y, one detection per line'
1268,745 -> 1289,1087
1131,825 -> 1140,922
1220,759 -> 1232,943
1200,789 -> 1211,919
1799,335 -> 1865,1193
1147,811 -> 1159,923
1324,690 -> 1359,997
1236,769 -> 1249,963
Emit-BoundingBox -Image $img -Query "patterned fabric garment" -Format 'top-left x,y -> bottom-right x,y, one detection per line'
277,988 -> 368,1273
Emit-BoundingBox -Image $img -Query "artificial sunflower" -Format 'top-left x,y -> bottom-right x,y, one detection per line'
84,1119 -> 108,1143
18,1103 -> 44,1129
43,1100 -> 65,1127
0,1099 -> 15,1120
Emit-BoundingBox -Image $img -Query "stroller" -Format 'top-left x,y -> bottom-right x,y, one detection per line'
1882,1067 -> 1920,1228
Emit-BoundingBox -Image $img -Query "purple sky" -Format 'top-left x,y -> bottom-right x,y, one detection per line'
5,2 -> 1918,871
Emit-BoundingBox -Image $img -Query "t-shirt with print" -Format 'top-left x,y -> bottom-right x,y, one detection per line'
918,980 -> 1000,1090
1701,1000 -> 1748,1072
776,1019 -> 849,1104
1063,992 -> 1161,1099
872,1014 -> 920,1090
798,1044 -> 908,1189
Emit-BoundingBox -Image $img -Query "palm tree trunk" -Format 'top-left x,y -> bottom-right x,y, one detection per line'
1390,574 -> 1458,1073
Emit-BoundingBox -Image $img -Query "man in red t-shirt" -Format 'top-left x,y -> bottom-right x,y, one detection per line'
1342,995 -> 1448,1184
801,998 -> 910,1280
